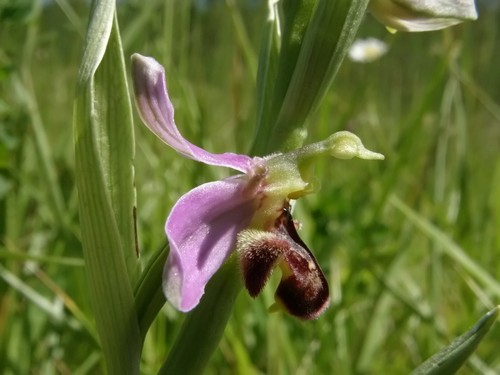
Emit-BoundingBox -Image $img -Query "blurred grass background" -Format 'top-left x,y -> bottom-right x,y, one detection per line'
1,0 -> 499,374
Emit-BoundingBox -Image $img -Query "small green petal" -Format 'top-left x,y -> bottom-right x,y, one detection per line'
328,131 -> 385,160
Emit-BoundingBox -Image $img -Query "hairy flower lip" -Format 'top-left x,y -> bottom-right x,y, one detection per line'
237,207 -> 330,320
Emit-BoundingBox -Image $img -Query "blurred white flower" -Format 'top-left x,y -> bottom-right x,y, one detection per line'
369,0 -> 478,32
348,38 -> 389,63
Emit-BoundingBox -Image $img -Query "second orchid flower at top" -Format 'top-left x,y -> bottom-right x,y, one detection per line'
131,54 -> 384,320
369,0 -> 477,32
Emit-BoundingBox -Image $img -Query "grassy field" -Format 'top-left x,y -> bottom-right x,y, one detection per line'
1,0 -> 499,374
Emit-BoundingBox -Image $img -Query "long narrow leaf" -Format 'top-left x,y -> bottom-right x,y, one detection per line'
252,0 -> 370,154
411,306 -> 499,374
73,4 -> 140,373
273,0 -> 369,147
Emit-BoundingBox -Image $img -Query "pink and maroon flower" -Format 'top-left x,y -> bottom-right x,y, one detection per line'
132,54 -> 384,319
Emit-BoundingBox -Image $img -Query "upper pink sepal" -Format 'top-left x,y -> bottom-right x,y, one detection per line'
131,53 -> 252,173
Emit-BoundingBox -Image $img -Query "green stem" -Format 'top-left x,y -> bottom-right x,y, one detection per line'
158,258 -> 242,375
134,241 -> 168,340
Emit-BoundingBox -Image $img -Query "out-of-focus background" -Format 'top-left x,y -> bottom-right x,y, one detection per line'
1,0 -> 499,373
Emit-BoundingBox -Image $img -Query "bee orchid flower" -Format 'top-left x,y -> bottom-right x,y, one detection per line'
132,54 -> 384,319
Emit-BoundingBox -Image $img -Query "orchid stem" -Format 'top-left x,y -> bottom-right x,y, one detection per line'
158,257 -> 242,375
134,241 -> 168,339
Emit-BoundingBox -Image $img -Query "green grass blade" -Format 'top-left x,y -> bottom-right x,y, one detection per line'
390,195 -> 500,297
73,4 -> 140,373
226,0 -> 257,79
411,306 -> 499,375
0,263 -> 64,321
0,248 -> 84,266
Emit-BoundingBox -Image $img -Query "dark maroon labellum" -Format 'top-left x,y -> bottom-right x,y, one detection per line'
237,207 -> 330,320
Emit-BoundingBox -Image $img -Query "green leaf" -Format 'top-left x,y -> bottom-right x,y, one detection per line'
76,0 -> 114,89
252,0 -> 316,155
252,9 -> 280,155
73,4 -> 140,374
279,0 -> 369,136
252,0 -> 370,154
411,306 -> 499,375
